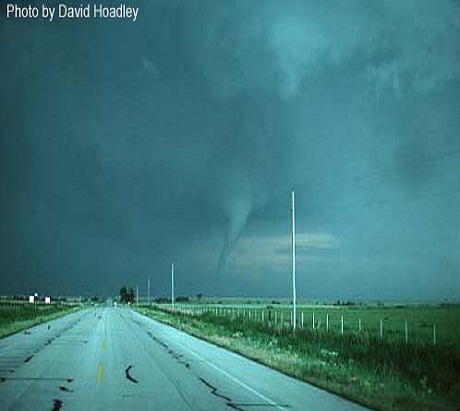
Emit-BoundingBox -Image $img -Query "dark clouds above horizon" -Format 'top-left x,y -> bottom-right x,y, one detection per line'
1,1 -> 459,300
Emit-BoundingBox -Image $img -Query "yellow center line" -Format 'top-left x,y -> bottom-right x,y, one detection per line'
96,362 -> 103,386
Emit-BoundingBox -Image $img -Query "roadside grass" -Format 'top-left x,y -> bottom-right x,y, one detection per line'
179,302 -> 460,346
135,305 -> 460,411
0,302 -> 81,338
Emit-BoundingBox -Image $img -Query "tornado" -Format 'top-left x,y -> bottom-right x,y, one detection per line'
217,195 -> 252,274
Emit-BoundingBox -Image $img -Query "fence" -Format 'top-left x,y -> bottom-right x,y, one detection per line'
156,303 -> 458,347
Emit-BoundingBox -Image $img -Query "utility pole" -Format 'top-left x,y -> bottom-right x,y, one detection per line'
147,275 -> 151,305
171,261 -> 175,310
291,189 -> 297,331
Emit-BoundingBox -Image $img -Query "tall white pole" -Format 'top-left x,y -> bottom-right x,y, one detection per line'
147,275 -> 151,305
291,189 -> 296,331
171,261 -> 175,309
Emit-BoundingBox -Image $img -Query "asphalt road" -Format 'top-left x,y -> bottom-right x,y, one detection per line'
0,307 -> 371,410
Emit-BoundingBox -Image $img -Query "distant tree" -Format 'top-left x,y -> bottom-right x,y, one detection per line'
128,287 -> 135,303
119,286 -> 128,303
119,286 -> 135,303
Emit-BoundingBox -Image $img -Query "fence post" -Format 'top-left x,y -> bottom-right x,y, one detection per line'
341,315 -> 344,335
405,320 -> 408,344
433,324 -> 436,346
301,312 -> 304,329
380,319 -> 383,339
326,313 -> 329,333
312,312 -> 315,331
358,318 -> 362,333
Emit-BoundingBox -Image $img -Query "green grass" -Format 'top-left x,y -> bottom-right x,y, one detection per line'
135,303 -> 460,411
0,301 -> 81,338
173,302 -> 460,346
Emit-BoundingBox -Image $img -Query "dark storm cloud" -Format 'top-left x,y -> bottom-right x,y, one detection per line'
0,0 -> 459,299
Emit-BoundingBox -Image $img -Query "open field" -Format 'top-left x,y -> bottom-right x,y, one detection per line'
136,301 -> 460,411
168,300 -> 460,347
0,300 -> 82,338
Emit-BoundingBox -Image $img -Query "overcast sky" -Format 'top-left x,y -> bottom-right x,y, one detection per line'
1,1 -> 459,300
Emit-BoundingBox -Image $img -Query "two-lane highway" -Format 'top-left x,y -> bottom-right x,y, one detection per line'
0,307 -> 371,410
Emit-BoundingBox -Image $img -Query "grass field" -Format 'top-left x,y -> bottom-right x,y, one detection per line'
0,300 -> 81,338
136,300 -> 460,411
171,301 -> 460,346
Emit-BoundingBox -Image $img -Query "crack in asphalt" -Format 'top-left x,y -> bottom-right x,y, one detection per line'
144,327 -> 246,410
24,355 -> 34,363
125,365 -> 138,384
198,377 -> 245,411
141,322 -> 289,411
146,330 -> 191,369
0,377 -> 73,383
50,398 -> 62,411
